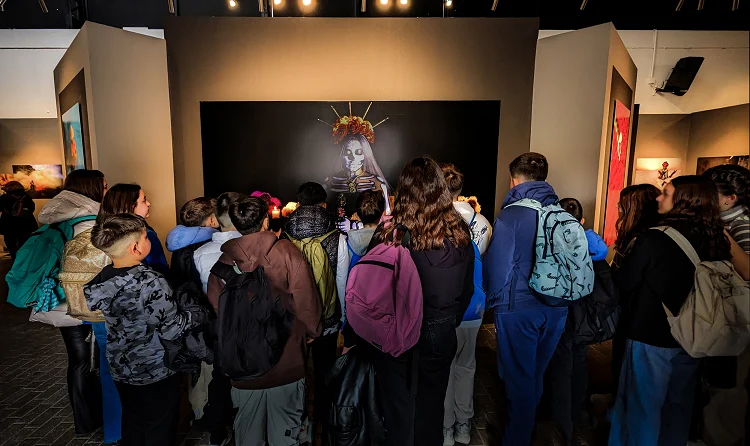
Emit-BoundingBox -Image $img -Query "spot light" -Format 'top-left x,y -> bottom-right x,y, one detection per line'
380,0 -> 388,4
228,0 -> 237,7
446,0 -> 452,6
274,0 -> 281,4
400,0 -> 407,4
302,0 -> 311,5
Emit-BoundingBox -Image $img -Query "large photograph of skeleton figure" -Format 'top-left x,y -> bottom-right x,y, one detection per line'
200,101 -> 501,218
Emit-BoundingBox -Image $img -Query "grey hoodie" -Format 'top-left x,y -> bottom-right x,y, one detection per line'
38,190 -> 100,236
336,227 -> 377,324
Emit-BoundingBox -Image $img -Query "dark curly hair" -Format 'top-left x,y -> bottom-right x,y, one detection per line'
614,184 -> 661,258
662,175 -> 731,261
379,157 -> 469,251
702,164 -> 749,207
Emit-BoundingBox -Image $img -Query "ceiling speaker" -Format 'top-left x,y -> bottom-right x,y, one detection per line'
657,57 -> 704,96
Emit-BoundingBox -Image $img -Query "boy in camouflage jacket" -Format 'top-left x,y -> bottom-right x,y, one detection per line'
85,213 -> 191,446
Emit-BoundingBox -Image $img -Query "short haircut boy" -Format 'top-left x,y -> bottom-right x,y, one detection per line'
297,182 -> 327,206
559,198 -> 583,222
230,196 -> 269,235
215,192 -> 246,229
509,152 -> 548,182
441,163 -> 465,197
356,190 -> 386,225
180,197 -> 216,227
92,213 -> 147,258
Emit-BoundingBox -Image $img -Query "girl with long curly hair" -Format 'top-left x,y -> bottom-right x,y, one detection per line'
609,175 -> 731,446
611,184 -> 661,272
370,157 -> 474,446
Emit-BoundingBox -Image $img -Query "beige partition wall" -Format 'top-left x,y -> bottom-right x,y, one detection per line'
165,17 -> 540,218
53,22 -> 176,247
530,23 -> 637,230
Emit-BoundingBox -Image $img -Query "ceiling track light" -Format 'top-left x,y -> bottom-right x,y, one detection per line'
675,0 -> 684,10
732,0 -> 739,10
167,0 -> 175,14
580,0 -> 589,10
38,0 -> 48,12
0,0 -> 7,12
257,0 -> 263,12
491,0 -> 499,11
697,0 -> 705,9
361,0 -> 365,12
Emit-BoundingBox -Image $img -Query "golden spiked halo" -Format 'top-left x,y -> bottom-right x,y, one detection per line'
318,102 -> 389,145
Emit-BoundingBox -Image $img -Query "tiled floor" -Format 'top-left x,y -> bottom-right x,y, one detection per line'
0,252 -> 613,446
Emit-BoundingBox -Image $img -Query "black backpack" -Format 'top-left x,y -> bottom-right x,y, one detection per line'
169,242 -> 208,290
210,261 -> 295,381
569,260 -> 620,345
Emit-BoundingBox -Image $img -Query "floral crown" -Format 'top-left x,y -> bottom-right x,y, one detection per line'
319,102 -> 389,145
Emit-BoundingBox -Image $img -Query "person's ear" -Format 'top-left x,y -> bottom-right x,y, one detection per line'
130,240 -> 141,257
581,217 -> 586,225
262,216 -> 270,232
727,194 -> 738,208
205,214 -> 219,228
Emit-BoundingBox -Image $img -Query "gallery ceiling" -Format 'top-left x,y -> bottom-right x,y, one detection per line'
0,0 -> 747,30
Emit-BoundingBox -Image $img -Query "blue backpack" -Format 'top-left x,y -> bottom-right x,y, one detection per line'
5,215 -> 97,310
462,212 -> 486,322
508,199 -> 594,306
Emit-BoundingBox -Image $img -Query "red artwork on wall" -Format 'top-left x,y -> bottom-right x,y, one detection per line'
603,100 -> 630,246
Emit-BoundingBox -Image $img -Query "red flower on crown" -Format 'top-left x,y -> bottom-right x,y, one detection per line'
332,115 -> 375,145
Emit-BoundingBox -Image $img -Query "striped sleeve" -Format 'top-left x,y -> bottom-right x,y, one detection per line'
728,215 -> 750,254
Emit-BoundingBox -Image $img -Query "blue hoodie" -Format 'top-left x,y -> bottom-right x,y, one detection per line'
165,225 -> 218,252
483,181 -> 559,313
585,229 -> 608,261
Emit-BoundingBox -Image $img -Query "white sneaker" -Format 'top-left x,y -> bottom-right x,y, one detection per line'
454,422 -> 471,444
443,426 -> 455,446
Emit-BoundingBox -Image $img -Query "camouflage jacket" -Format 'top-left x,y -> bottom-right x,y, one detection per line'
84,264 -> 190,385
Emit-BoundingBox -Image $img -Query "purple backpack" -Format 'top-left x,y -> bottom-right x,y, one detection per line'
345,241 -> 423,357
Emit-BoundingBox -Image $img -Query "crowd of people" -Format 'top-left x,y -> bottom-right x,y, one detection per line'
2,152 -> 749,446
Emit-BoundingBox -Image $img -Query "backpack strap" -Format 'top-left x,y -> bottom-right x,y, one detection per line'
68,215 -> 97,226
211,261 -> 239,281
652,226 -> 701,266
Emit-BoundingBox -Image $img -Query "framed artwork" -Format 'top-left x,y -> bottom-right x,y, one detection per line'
603,100 -> 631,246
61,103 -> 86,174
10,164 -> 64,199
634,158 -> 682,190
696,155 -> 749,175
58,69 -> 91,175
200,100 -> 501,218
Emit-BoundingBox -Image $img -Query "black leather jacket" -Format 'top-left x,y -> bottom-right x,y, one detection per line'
324,347 -> 385,446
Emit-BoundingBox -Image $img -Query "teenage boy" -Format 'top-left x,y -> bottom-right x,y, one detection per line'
440,163 -> 492,446
85,213 -> 192,446
285,181 -> 343,438
166,197 -> 219,289
483,152 -> 568,446
207,196 -> 321,445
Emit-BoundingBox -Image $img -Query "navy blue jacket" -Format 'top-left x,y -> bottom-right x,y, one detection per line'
483,181 -> 559,313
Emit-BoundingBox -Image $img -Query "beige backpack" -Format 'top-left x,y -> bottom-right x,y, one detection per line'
657,226 -> 750,358
60,228 -> 111,322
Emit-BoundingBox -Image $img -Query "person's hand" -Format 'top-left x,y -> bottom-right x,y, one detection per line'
336,218 -> 363,233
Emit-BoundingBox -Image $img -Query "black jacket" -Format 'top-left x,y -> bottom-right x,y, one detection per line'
614,221 -> 723,349
169,242 -> 208,290
324,347 -> 385,446
0,191 -> 37,237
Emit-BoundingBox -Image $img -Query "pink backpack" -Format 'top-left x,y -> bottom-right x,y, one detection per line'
345,242 -> 423,357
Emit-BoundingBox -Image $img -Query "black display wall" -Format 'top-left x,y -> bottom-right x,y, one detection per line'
201,101 -> 501,217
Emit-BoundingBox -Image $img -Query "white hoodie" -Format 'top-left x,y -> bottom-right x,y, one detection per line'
193,230 -> 243,293
453,201 -> 492,255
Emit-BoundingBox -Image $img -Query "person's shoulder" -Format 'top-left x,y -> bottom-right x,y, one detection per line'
134,264 -> 169,286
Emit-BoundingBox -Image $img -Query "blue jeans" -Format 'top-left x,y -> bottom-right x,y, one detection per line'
494,307 -> 567,446
93,322 -> 122,444
609,339 -> 698,446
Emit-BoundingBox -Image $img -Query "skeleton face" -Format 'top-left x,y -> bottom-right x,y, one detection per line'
344,138 -> 365,173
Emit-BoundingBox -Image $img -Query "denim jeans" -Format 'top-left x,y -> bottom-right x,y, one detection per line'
609,339 -> 699,446
93,321 -> 122,444
494,307 -> 568,446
